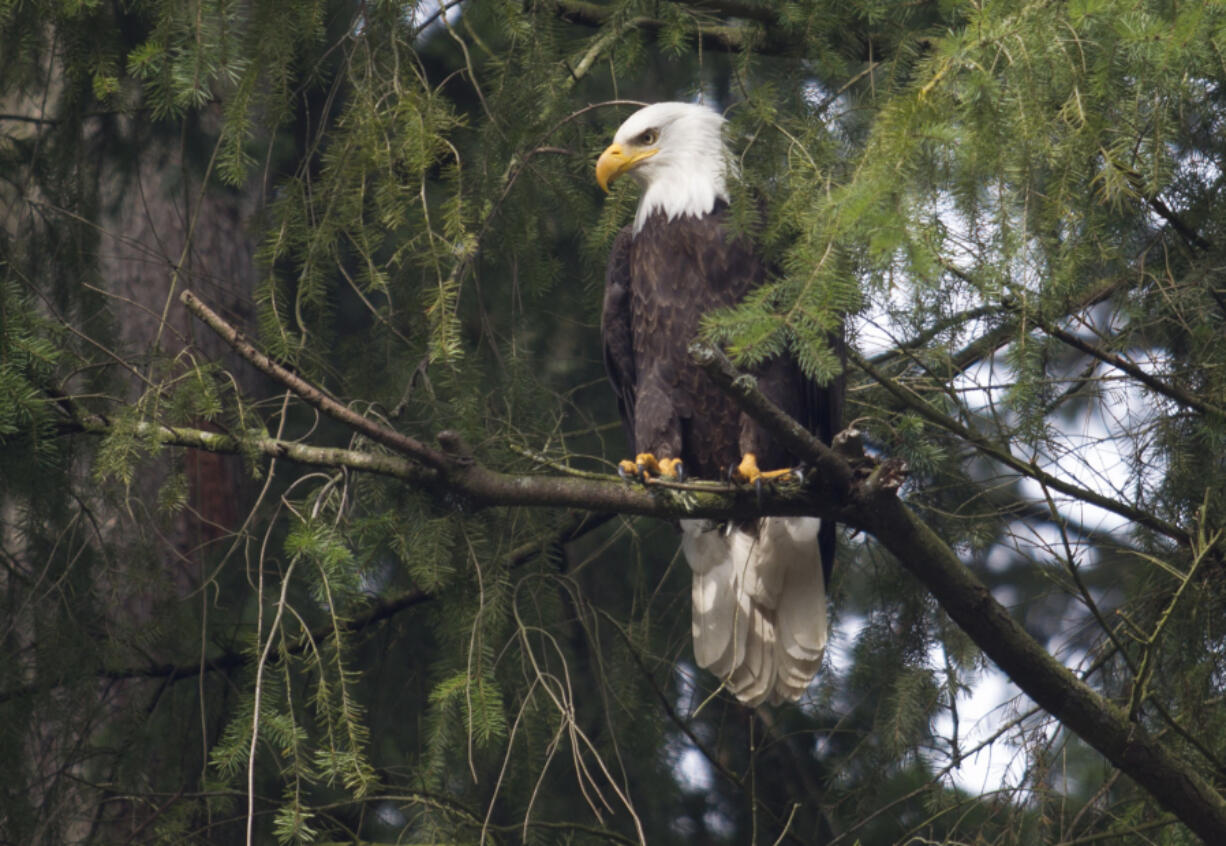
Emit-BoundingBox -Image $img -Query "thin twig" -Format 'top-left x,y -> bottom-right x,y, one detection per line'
851,348 -> 1187,545
182,290 -> 453,471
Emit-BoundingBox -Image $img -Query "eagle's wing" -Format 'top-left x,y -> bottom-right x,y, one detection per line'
602,225 -> 637,454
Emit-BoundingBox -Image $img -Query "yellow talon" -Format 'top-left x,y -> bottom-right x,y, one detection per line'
760,467 -> 794,480
618,453 -> 684,481
635,453 -> 662,476
733,453 -> 794,484
658,457 -> 685,479
733,453 -> 761,483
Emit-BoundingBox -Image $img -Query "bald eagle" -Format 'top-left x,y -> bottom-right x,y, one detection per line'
596,102 -> 842,706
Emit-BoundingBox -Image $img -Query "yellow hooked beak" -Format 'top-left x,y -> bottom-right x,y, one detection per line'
595,143 -> 659,193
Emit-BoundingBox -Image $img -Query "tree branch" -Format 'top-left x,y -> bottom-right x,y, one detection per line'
850,348 -> 1188,545
931,270 -> 1123,378
68,414 -> 437,484
181,291 -> 453,472
1037,319 -> 1226,420
868,304 -> 1001,367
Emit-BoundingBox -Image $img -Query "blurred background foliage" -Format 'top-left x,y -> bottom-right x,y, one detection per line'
3,0 -> 1226,842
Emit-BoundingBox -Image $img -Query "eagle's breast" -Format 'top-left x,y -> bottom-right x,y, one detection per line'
627,204 -> 764,478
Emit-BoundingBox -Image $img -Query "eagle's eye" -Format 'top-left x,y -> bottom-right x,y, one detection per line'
637,129 -> 659,146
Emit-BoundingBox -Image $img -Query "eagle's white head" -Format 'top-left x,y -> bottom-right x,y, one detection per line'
595,101 -> 730,234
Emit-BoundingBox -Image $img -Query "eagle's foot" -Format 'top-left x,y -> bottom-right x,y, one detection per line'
730,453 -> 799,485
619,453 -> 685,482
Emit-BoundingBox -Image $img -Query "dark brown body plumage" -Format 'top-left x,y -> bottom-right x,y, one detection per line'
602,203 -> 843,577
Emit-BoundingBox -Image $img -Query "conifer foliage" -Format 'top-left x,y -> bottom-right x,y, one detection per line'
4,0 -> 1226,843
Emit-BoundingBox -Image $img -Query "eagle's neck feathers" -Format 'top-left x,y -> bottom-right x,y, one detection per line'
620,103 -> 731,235
633,158 -> 728,234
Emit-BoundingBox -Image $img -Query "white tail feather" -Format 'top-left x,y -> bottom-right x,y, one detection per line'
681,517 -> 828,706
